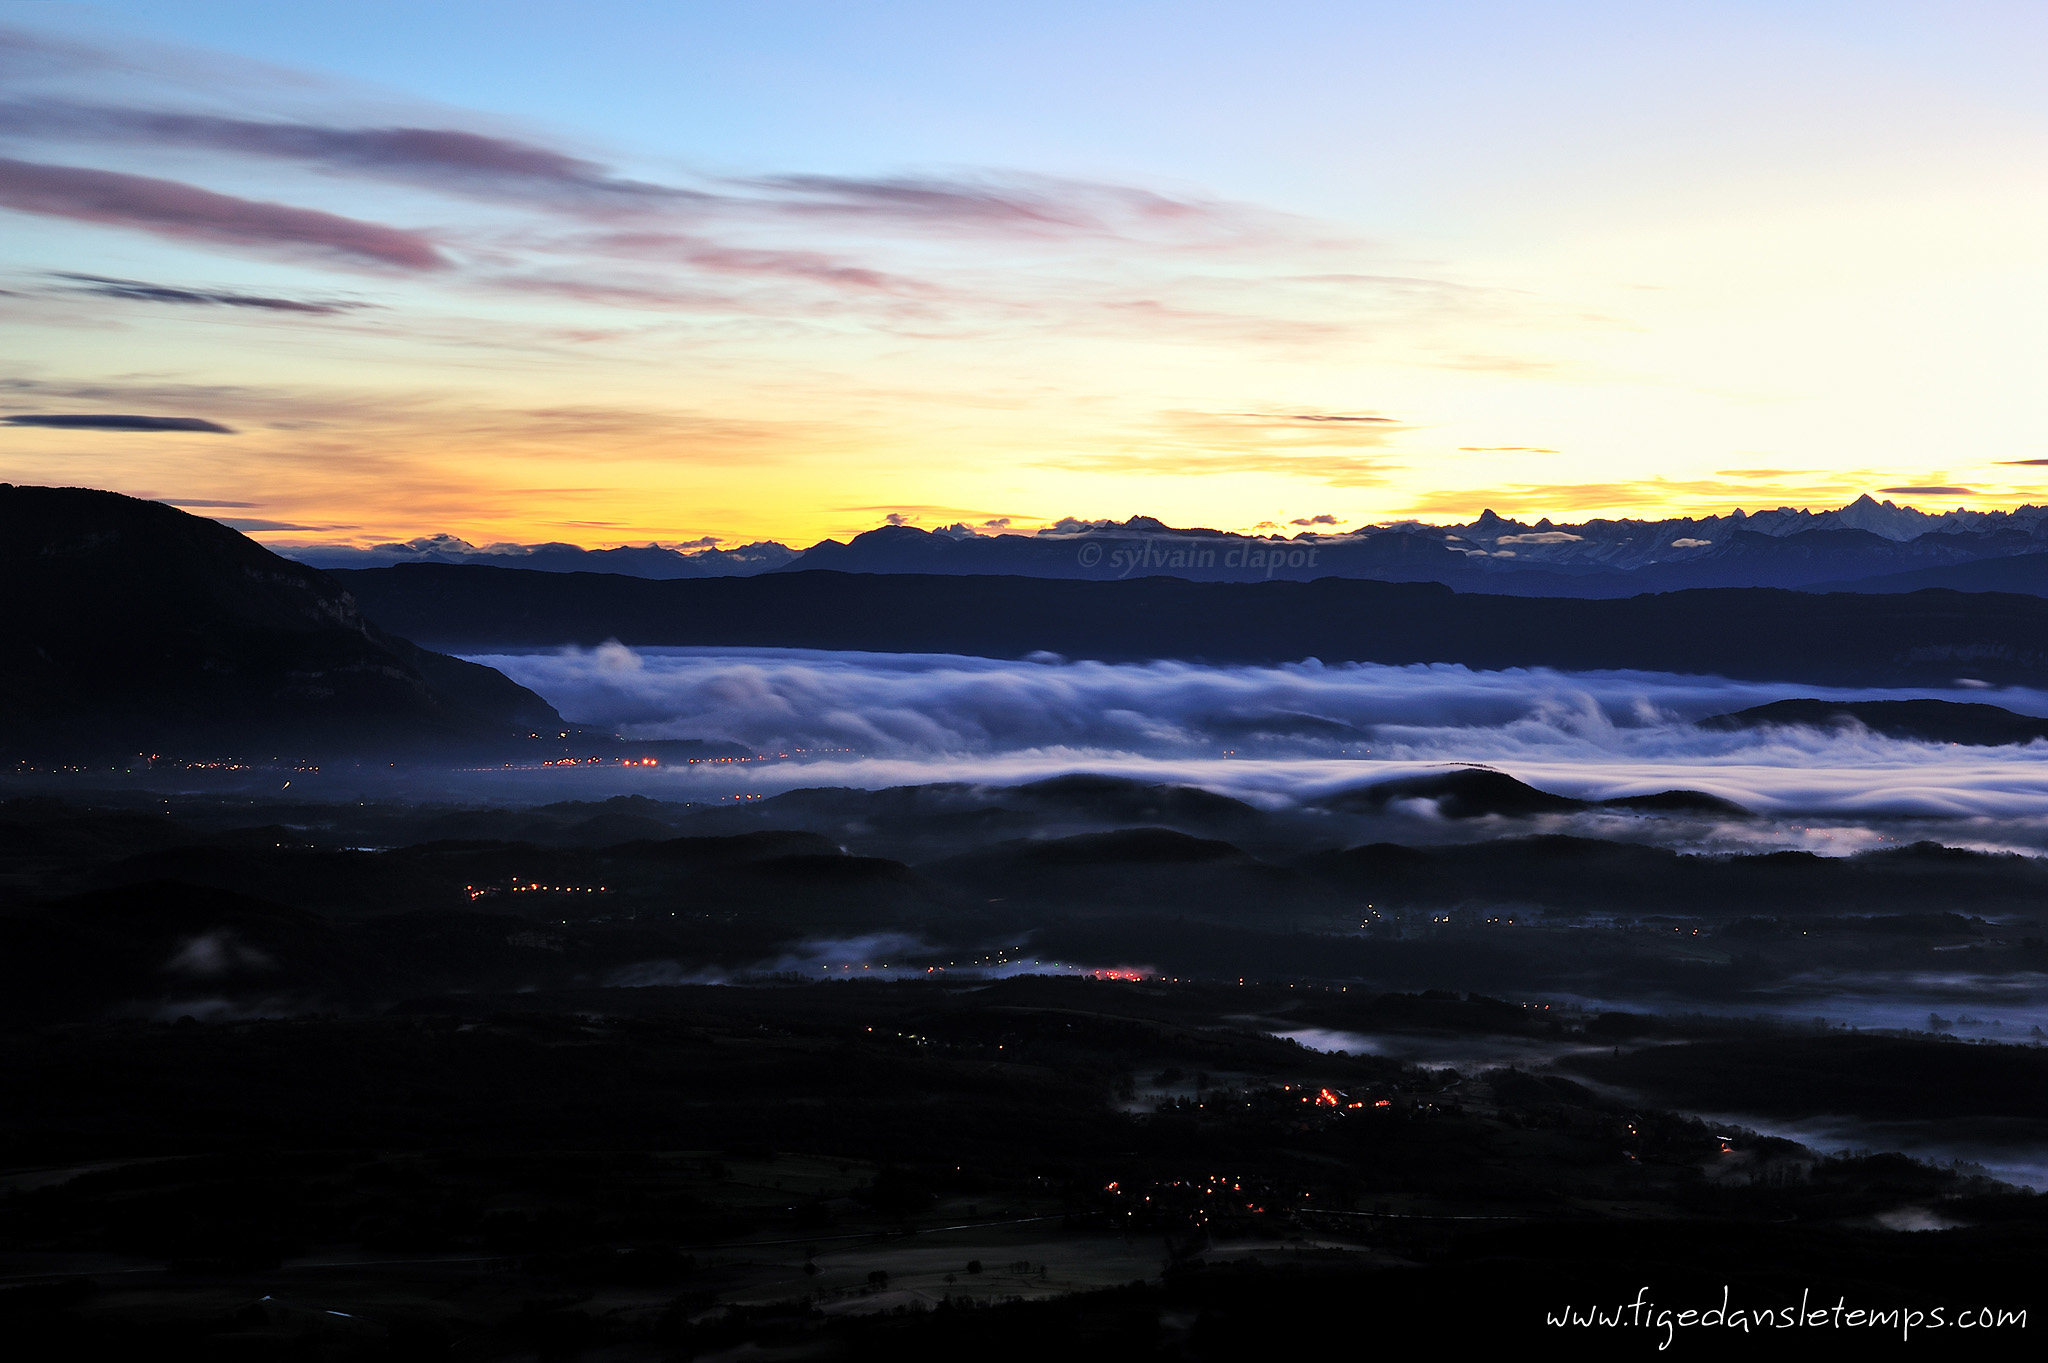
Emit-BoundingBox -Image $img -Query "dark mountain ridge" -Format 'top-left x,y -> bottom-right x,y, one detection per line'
333,562 -> 2048,688
1808,550 -> 2048,596
0,485 -> 561,760
1700,697 -> 2048,745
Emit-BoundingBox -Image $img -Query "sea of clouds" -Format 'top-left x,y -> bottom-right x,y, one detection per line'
446,645 -> 2048,1182
466,645 -> 2048,826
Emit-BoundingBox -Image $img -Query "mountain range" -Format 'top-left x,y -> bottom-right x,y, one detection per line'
278,496 -> 2048,596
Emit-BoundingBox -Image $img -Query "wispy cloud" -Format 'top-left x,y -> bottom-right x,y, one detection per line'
571,231 -> 927,292
0,96 -> 1272,246
731,171 -> 1268,244
832,503 -> 1041,520
0,375 -> 794,454
0,374 -> 820,536
51,271 -> 366,313
1396,476 -> 1876,517
2,412 -> 234,432
0,18 -> 1605,540
0,156 -> 445,269
476,271 -> 749,312
1237,413 -> 1398,424
1039,409 -> 1406,486
0,25 -> 1373,345
211,516 -> 344,531
0,99 -> 699,212
0,19 -> 1519,393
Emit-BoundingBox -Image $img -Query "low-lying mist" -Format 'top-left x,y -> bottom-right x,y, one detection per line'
603,932 -> 1144,988
477,645 -> 2048,756
464,645 -> 2048,833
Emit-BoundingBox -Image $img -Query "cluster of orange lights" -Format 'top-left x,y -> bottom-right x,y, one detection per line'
681,749 -> 853,764
465,881 -> 609,900
539,756 -> 658,767
24,753 -> 314,774
1103,1176 -> 1279,1219
1281,1083 -> 1390,1112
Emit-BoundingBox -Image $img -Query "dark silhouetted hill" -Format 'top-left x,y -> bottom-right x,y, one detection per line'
1813,551 -> 2048,596
929,827 -> 1332,919
0,485 -> 560,759
1301,834 -> 2048,919
1699,697 -> 2048,745
331,564 -> 2048,687
1317,769 -> 1587,819
1596,789 -> 1753,816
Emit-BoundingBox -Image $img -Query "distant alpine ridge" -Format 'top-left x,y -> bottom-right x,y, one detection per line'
285,533 -> 802,579
277,495 -> 2048,598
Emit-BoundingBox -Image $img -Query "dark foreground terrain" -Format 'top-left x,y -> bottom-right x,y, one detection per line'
2,979 -> 2043,1359
0,783 -> 2042,1357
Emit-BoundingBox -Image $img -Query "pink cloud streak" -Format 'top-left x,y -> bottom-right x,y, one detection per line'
0,156 -> 446,269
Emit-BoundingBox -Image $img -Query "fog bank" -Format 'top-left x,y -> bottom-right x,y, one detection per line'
466,646 -> 2048,827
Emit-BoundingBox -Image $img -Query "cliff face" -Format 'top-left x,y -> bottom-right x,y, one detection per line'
0,485 -> 559,758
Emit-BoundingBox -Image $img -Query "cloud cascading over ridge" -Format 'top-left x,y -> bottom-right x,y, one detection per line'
466,645 -> 2048,829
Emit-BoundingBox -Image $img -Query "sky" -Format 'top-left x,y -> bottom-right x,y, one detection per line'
0,1 -> 2044,548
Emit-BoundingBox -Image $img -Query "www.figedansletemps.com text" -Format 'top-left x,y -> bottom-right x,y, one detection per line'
1546,1287 -> 2026,1349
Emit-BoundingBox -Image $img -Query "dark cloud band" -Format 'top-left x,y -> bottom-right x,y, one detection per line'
3,413 -> 235,433
52,273 -> 362,314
